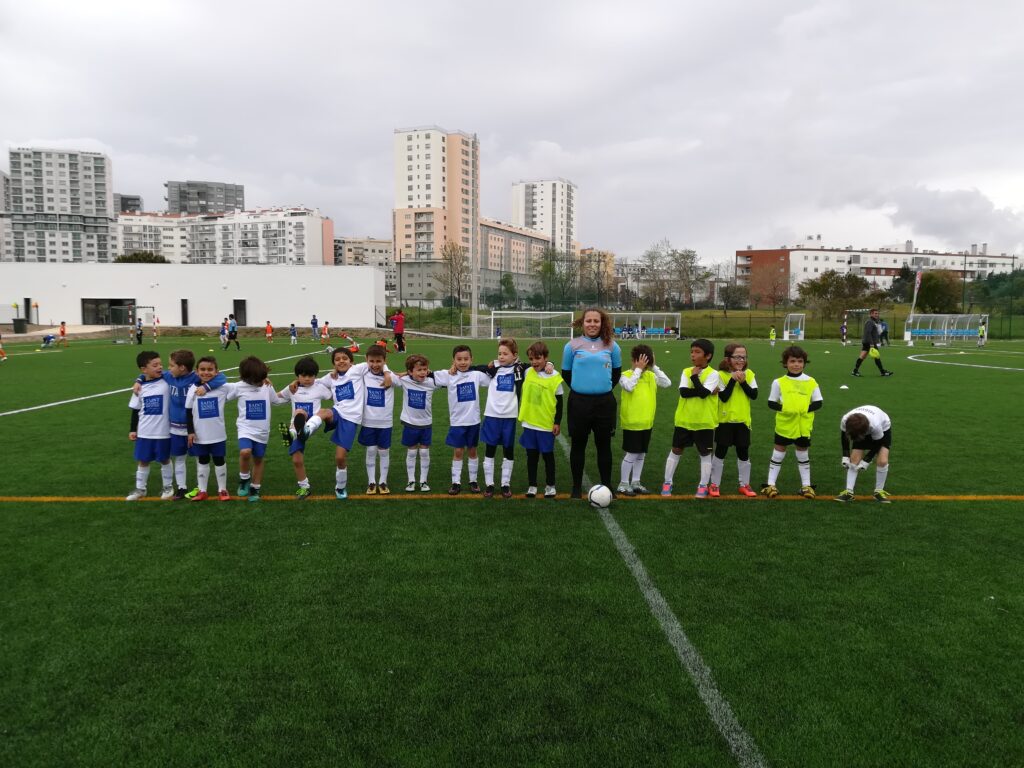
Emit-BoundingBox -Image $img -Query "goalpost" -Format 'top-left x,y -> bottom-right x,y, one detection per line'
904,313 -> 988,347
783,313 -> 805,341
609,313 -> 682,340
489,311 -> 575,340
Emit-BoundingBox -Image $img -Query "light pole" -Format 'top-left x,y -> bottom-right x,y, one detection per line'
962,250 -> 968,313
1010,254 -> 1017,340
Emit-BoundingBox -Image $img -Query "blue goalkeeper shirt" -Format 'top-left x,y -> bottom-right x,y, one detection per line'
561,335 -> 622,395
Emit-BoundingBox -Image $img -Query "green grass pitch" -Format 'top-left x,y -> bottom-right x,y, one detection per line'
1,332 -> 1023,766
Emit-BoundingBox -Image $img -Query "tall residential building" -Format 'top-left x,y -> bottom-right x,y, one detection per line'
113,193 -> 144,213
165,180 -> 245,214
1,170 -> 10,211
2,147 -> 115,262
392,125 -> 480,303
511,178 -> 577,255
478,217 -> 549,298
334,236 -> 396,298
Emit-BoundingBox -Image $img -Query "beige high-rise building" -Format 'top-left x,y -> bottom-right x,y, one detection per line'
511,178 -> 577,256
392,126 -> 479,303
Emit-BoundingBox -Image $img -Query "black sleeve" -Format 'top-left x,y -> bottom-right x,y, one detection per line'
610,366 -> 622,388
863,446 -> 879,463
719,378 -> 737,402
740,381 -> 758,400
130,408 -> 140,432
689,372 -> 714,398
470,363 -> 495,377
808,400 -> 823,413
187,409 -> 196,434
554,393 -> 564,425
562,369 -> 572,387
840,431 -> 851,458
768,400 -> 782,412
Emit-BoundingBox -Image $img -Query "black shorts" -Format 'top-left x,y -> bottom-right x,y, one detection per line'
621,428 -> 652,454
228,330 -> 238,340
567,390 -> 616,440
774,433 -> 811,448
852,428 -> 892,451
672,427 -> 714,453
861,341 -> 876,353
714,422 -> 751,450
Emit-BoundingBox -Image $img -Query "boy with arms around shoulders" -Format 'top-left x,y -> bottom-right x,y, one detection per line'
518,341 -> 564,499
662,338 -> 720,498
390,354 -> 438,492
277,356 -> 332,500
126,351 -> 175,501
184,356 -> 232,501
432,344 -> 492,495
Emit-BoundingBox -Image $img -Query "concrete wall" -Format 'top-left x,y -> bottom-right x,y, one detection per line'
0,262 -> 384,328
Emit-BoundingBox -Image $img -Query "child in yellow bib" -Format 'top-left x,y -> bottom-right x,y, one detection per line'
662,339 -> 720,498
710,343 -> 759,498
761,345 -> 822,499
617,344 -> 672,496
518,341 -> 564,498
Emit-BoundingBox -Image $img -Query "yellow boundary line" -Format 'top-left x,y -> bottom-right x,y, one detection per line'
0,494 -> 1022,503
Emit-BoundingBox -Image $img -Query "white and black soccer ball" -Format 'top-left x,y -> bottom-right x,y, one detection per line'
588,484 -> 614,509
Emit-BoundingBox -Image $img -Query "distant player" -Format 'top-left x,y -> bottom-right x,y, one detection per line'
310,314 -> 319,340
225,314 -> 240,351
761,345 -> 822,499
835,405 -> 892,504
388,308 -> 407,352
126,351 -> 175,501
320,321 -> 331,346
59,321 -> 68,348
40,334 -> 57,349
265,321 -> 274,343
219,318 -> 228,348
852,308 -> 892,377
769,325 -> 776,348
135,318 -> 144,346
0,333 -> 7,361
289,323 -> 298,345
978,319 -> 987,347
840,316 -> 848,347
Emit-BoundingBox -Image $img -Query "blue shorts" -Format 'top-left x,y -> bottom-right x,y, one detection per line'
170,433 -> 189,457
358,426 -> 393,449
445,424 -> 480,449
481,416 -> 516,449
329,415 -> 358,451
134,437 -> 171,463
190,441 -> 227,459
401,424 -> 433,447
288,438 -> 306,456
237,438 -> 267,458
519,428 -> 555,453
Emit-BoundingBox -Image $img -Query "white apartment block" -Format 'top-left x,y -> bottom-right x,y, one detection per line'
2,147 -> 115,263
334,236 -> 396,297
511,178 -> 577,256
115,207 -> 334,266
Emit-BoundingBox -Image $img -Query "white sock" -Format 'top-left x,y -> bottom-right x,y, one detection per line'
501,458 -> 514,486
214,463 -> 227,492
174,455 -> 187,488
365,446 -> 378,484
846,466 -> 860,492
305,414 -> 323,433
196,462 -> 210,492
160,462 -> 174,488
483,456 -> 495,486
737,459 -> 751,487
406,450 -> 417,483
135,465 -> 150,490
467,457 -> 479,482
452,458 -> 463,484
378,449 -> 390,484
632,454 -> 646,485
699,453 -> 713,486
419,448 -> 430,483
298,477 -> 310,488
875,464 -> 889,491
335,467 -> 348,490
710,456 -> 725,486
795,449 -> 811,486
664,452 -> 680,484
767,449 -> 785,485
620,454 -> 634,485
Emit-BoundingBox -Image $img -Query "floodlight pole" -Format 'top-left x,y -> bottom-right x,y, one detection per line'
1010,254 -> 1017,340
962,251 -> 968,313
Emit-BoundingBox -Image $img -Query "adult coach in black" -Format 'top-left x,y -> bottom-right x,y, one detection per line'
852,308 -> 893,377
561,307 -> 623,498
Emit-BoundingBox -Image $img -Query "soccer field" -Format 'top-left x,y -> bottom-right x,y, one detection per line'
2,333 -> 1023,766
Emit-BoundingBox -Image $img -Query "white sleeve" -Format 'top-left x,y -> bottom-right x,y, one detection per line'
652,366 -> 673,388
223,382 -> 240,401
703,370 -> 721,392
390,375 -> 406,389
269,386 -> 287,405
433,370 -> 450,387
619,369 -> 642,392
768,379 -> 782,404
810,384 -> 823,403
185,384 -> 197,409
129,392 -> 141,410
277,387 -> 293,401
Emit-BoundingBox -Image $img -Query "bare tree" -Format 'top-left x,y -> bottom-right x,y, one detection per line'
667,247 -> 710,308
433,240 -> 470,306
637,239 -> 672,309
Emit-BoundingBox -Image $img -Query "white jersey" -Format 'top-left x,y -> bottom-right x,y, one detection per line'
361,369 -> 395,428
841,405 -> 891,439
228,382 -> 285,443
391,374 -> 438,427
522,369 -> 564,432
129,377 -> 171,439
185,383 -> 229,444
318,363 -> 374,425
279,381 -> 331,419
432,369 -> 491,426
483,361 -> 524,419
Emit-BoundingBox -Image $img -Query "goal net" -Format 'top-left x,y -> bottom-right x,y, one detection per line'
783,313 -> 806,341
609,313 -> 682,340
904,313 -> 988,347
489,311 -> 575,340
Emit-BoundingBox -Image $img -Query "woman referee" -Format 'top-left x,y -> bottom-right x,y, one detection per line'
561,307 -> 622,498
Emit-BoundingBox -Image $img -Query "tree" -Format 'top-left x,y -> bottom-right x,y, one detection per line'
115,251 -> 168,264
916,270 -> 961,313
719,282 -> 750,313
551,250 -> 579,307
888,264 -> 915,302
499,272 -> 517,308
533,248 -> 559,310
797,270 -> 873,318
432,240 -> 470,308
666,247 -> 710,309
636,240 -> 672,310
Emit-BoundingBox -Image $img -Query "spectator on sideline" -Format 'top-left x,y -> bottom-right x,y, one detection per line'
389,308 -> 407,352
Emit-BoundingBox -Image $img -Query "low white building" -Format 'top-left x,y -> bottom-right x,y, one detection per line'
1,262 -> 385,329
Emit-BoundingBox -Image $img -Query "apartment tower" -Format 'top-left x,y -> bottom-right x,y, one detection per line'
511,178 -> 577,255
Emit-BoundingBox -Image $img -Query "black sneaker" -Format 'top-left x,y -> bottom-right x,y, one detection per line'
448,483 -> 461,496
500,485 -> 512,498
484,485 -> 495,498
293,411 -> 308,441
172,487 -> 188,501
881,371 -> 894,377
851,370 -> 863,377
277,422 -> 293,447
468,481 -> 481,494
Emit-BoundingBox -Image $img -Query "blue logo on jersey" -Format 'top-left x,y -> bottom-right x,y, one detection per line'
456,382 -> 476,402
197,398 -> 220,419
366,387 -> 385,408
408,390 -> 426,410
142,395 -> 163,415
335,382 -> 354,401
497,373 -> 514,392
296,402 -> 314,417
245,400 -> 267,421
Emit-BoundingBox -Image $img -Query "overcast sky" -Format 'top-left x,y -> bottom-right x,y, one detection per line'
4,0 -> 1024,265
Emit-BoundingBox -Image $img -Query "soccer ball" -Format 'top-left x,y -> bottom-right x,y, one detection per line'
588,484 -> 614,508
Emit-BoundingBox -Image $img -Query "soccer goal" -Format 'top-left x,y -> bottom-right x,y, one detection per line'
489,311 -> 575,340
904,313 -> 988,347
783,313 -> 806,341
609,313 -> 682,340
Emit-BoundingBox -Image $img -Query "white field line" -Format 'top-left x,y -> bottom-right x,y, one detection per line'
555,433 -> 768,768
907,351 -> 1024,372
0,351 -> 317,418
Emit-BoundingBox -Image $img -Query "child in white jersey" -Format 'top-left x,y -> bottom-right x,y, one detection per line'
357,345 -> 396,494
126,351 -> 175,501
184,356 -> 232,501
835,405 -> 893,503
479,338 -> 528,498
277,356 -> 331,500
391,354 -> 437,492
231,356 -> 286,503
432,344 -> 493,496
518,341 -> 564,499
